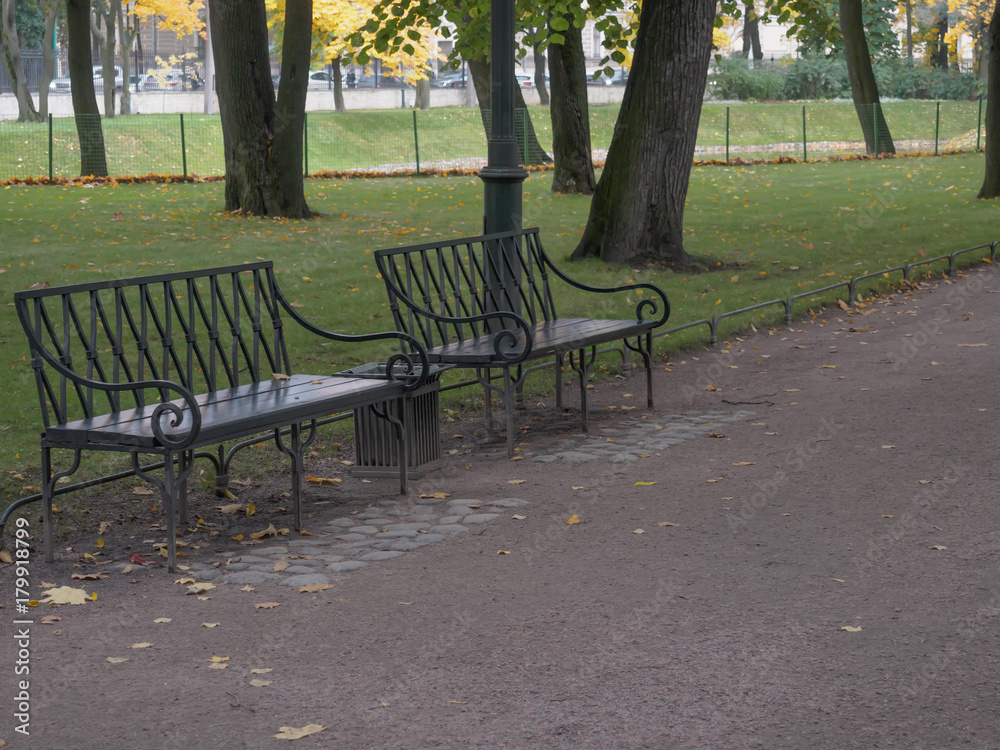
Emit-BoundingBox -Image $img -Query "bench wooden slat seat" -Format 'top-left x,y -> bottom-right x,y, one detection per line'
374,227 -> 670,456
15,262 -> 428,572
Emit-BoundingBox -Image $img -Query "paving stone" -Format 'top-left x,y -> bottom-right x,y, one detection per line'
326,518 -> 356,528
556,451 -> 600,463
415,496 -> 448,505
330,541 -> 377,551
438,515 -> 462,525
185,562 -> 214,571
282,565 -> 321,575
410,506 -> 437,516
382,522 -> 432,531
359,550 -> 405,562
463,513 -> 500,524
368,540 -> 396,550
487,498 -> 528,508
193,569 -> 225,581
444,506 -> 474,516
231,554 -> 272,564
385,509 -> 410,517
428,524 -> 470,534
389,540 -> 424,552
377,530 -> 419,538
252,546 -> 289,556
361,518 -> 394,527
326,561 -> 368,573
609,453 -> 639,464
350,526 -> 381,535
320,555 -> 345,564
599,428 -> 624,436
335,533 -> 370,542
532,455 -> 558,463
287,539 -> 323,548
377,500 -> 401,506
285,548 -> 328,556
221,562 -> 250,572
280,574 -> 330,587
223,571 -> 282,584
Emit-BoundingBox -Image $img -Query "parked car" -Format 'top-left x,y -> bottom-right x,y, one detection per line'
431,70 -> 467,88
49,65 -> 123,93
307,69 -> 338,89
516,73 -> 550,88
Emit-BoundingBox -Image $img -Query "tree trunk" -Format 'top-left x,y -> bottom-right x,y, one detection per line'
571,0 -> 714,266
548,14 -> 594,195
92,3 -> 119,118
2,0 -> 41,122
118,4 -> 135,116
67,0 -> 108,176
332,56 -> 345,112
467,56 -> 551,165
932,15 -> 949,70
38,0 -> 63,119
905,0 -> 913,65
839,0 -> 895,156
741,3 -> 763,62
210,0 -> 311,217
415,76 -> 430,109
534,40 -> 549,105
978,3 -> 1000,199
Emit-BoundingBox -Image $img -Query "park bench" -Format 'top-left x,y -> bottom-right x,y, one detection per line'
15,261 -> 428,572
374,227 -> 670,456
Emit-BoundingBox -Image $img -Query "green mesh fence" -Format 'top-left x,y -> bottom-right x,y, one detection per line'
0,100 -> 989,182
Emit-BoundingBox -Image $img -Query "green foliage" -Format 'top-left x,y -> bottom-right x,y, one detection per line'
15,0 -> 46,48
760,0 -> 899,58
711,57 -> 787,101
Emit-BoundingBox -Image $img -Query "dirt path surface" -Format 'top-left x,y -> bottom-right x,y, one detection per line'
2,265 -> 999,750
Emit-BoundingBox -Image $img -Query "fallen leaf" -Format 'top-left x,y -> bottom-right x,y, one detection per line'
254,602 -> 282,609
174,576 -> 197,585
731,462 -> 755,466
929,361 -> 940,366
240,585 -> 255,592
40,586 -> 89,605
98,521 -> 110,535
207,656 -> 229,663
881,445 -> 895,450
840,626 -> 862,633
821,365 -> 838,369
837,299 -> 851,311
299,583 -> 332,593
218,503 -> 243,514
707,432 -> 726,438
133,487 -> 154,496
306,476 -> 342,485
497,550 -> 510,555
957,343 -> 987,347
71,572 -> 107,581
250,668 -> 273,674
273,560 -> 290,572
565,515 -> 581,525
130,553 -> 156,567
0,550 -> 11,564
272,372 -> 291,380
512,514 -> 527,520
510,456 -> 523,461
202,623 -> 220,628
40,615 -> 61,624
507,479 -> 525,485
832,578 -> 846,583
930,545 -> 948,550
570,486 -> 584,490
634,481 -> 657,486
881,515 -> 895,519
130,642 -> 153,649
658,522 -> 678,527
106,657 -> 130,664
121,564 -> 134,574
274,724 -> 326,741
249,679 -> 273,687
208,662 -> 228,670
250,523 -> 279,540
633,528 -> 645,534
418,492 -> 451,499
153,617 -> 172,624
918,480 -> 931,484
186,582 -> 216,595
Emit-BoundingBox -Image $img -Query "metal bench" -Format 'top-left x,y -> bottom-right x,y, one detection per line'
14,262 -> 428,572
374,227 -> 669,456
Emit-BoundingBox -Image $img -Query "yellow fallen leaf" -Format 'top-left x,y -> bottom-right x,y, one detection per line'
249,679 -> 273,687
881,445 -> 895,450
246,503 -> 257,516
186,582 -> 216,595
633,528 -> 645,534
840,626 -> 862,633
273,560 -> 290,572
121,564 -> 134,574
202,623 -> 220,628
208,662 -> 228,670
497,550 -> 510,555
510,456 -> 523,461
250,523 -> 279,540
254,602 -> 282,609
418,492 -> 450,499
929,361 -> 940,366
98,521 -> 110,535
731,462 -> 755,466
658,522 -> 678,527
0,550 -> 12,563
133,486 -> 154,495
207,656 -> 230,663
881,514 -> 894,519
634,481 -> 657,486
174,577 -> 197,585
299,583 -> 332,593
957,343 -> 987,347
130,642 -> 153,649
40,586 -> 89,605
821,365 -> 838,369
96,539 -> 104,549
565,515 -> 581,525
275,725 -> 326,741
153,617 -> 172,624
272,372 -> 291,380
507,479 -> 525,485
512,514 -> 527,520
218,503 -> 243,514
306,476 -> 342,485
106,657 -> 130,664
40,615 -> 61,624
832,578 -> 846,583
240,585 -> 255,592
250,668 -> 273,674
232,534 -> 244,541
930,545 -> 947,550
71,572 -> 107,580
570,486 -> 584,490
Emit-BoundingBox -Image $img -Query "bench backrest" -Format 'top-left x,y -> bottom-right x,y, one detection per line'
374,227 -> 557,351
15,262 -> 292,428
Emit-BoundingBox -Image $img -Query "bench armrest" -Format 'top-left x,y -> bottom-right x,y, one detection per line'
273,287 -> 432,391
378,274 -> 534,363
25,342 -> 202,450
540,255 -> 670,327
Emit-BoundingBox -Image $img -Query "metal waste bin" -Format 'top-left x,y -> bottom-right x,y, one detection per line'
336,362 -> 448,479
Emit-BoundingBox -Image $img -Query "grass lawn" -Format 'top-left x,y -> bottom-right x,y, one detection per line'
2,151 -> 999,501
0,101 -> 985,181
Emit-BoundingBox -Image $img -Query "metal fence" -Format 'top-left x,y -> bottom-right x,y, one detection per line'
0,100 -> 988,182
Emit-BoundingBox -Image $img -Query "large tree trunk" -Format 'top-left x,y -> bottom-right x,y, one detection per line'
905,0 -> 913,64
741,2 -> 763,62
571,0 -> 714,266
533,39 -> 549,105
840,0 -> 895,156
415,76 -> 430,109
37,0 -> 63,119
467,56 -> 551,165
332,56 -> 345,112
67,0 -> 108,176
978,3 -> 1000,199
1,0 -> 42,122
931,13 -> 949,69
118,4 -> 136,116
548,14 -> 594,195
210,0 -> 311,217
92,2 -> 119,119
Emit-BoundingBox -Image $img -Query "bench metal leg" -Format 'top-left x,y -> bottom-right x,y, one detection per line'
274,420 -> 318,533
514,363 -> 525,410
368,400 -> 409,495
41,448 -> 81,564
624,332 -> 655,409
555,353 -> 564,409
567,346 -> 597,433
177,450 -> 193,525
503,367 -> 516,458
132,450 -> 195,574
